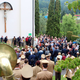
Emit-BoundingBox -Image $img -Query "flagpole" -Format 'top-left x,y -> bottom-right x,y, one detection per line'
32,0 -> 35,47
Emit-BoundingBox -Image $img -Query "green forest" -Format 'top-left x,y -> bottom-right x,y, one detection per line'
38,0 -> 80,37
39,0 -> 80,16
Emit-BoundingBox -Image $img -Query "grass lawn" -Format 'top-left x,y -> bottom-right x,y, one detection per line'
53,75 -> 67,80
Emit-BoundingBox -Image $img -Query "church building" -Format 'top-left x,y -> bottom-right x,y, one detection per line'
0,0 -> 34,39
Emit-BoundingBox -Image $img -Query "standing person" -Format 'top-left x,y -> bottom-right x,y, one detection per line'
62,53 -> 66,60
31,61 -> 42,80
1,36 -> 3,42
46,53 -> 54,74
2,59 -> 21,80
61,46 -> 67,56
65,56 -> 75,80
74,47 -> 79,57
34,36 -> 38,47
25,36 -> 29,45
28,36 -> 32,46
36,60 -> 53,80
19,54 -> 25,69
39,54 -> 45,69
69,41 -> 72,48
4,36 -> 8,43
16,49 -> 20,59
12,36 -> 16,46
21,64 -> 33,80
21,37 -> 25,47
56,52 -> 62,61
53,47 -> 59,63
17,36 -> 21,47
76,52 -> 80,57
55,56 -> 61,80
13,59 -> 22,80
34,48 -> 38,62
38,48 -> 43,60
29,52 -> 35,67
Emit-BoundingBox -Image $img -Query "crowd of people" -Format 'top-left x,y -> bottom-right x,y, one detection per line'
0,36 -> 32,47
1,34 -> 80,80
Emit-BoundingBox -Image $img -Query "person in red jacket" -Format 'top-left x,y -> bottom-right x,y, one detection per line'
25,36 -> 29,45
62,53 -> 66,60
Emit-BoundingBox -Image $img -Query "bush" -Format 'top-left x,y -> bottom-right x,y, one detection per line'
72,69 -> 80,80
66,31 -> 73,41
54,57 -> 80,73
71,35 -> 79,41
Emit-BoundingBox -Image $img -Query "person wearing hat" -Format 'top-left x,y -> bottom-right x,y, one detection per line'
21,64 -> 33,80
31,61 -> 42,80
36,60 -> 53,80
56,52 -> 62,61
39,54 -> 45,69
20,51 -> 25,57
55,55 -> 61,80
23,59 -> 29,67
65,56 -> 76,80
65,69 -> 73,80
46,53 -> 54,74
19,54 -> 25,68
13,59 -> 22,80
2,59 -> 21,80
14,48 -> 17,53
56,56 -> 61,61
76,52 -> 79,57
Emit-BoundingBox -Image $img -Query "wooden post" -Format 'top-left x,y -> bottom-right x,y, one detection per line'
4,3 -> 7,33
4,11 -> 6,33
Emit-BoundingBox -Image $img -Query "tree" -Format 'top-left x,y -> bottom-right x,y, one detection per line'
61,10 -> 66,19
46,0 -> 55,37
39,16 -> 47,34
70,9 -> 74,16
54,0 -> 61,37
60,14 -> 79,36
35,0 -> 39,35
65,0 -> 80,12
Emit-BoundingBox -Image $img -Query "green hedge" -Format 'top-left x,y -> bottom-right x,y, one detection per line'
71,35 -> 79,41
66,31 -> 79,41
72,69 -> 80,80
66,31 -> 73,41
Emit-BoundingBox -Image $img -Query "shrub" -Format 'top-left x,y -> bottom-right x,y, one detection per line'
66,31 -> 73,41
71,35 -> 79,41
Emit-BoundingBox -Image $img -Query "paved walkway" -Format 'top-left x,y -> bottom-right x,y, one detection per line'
0,77 -> 2,80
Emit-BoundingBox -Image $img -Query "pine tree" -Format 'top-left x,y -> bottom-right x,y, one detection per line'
61,10 -> 66,19
55,0 -> 61,37
46,0 -> 55,37
35,0 -> 39,35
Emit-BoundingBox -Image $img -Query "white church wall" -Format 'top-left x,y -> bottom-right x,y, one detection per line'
0,0 -> 32,39
0,0 -> 20,39
21,0 -> 32,38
